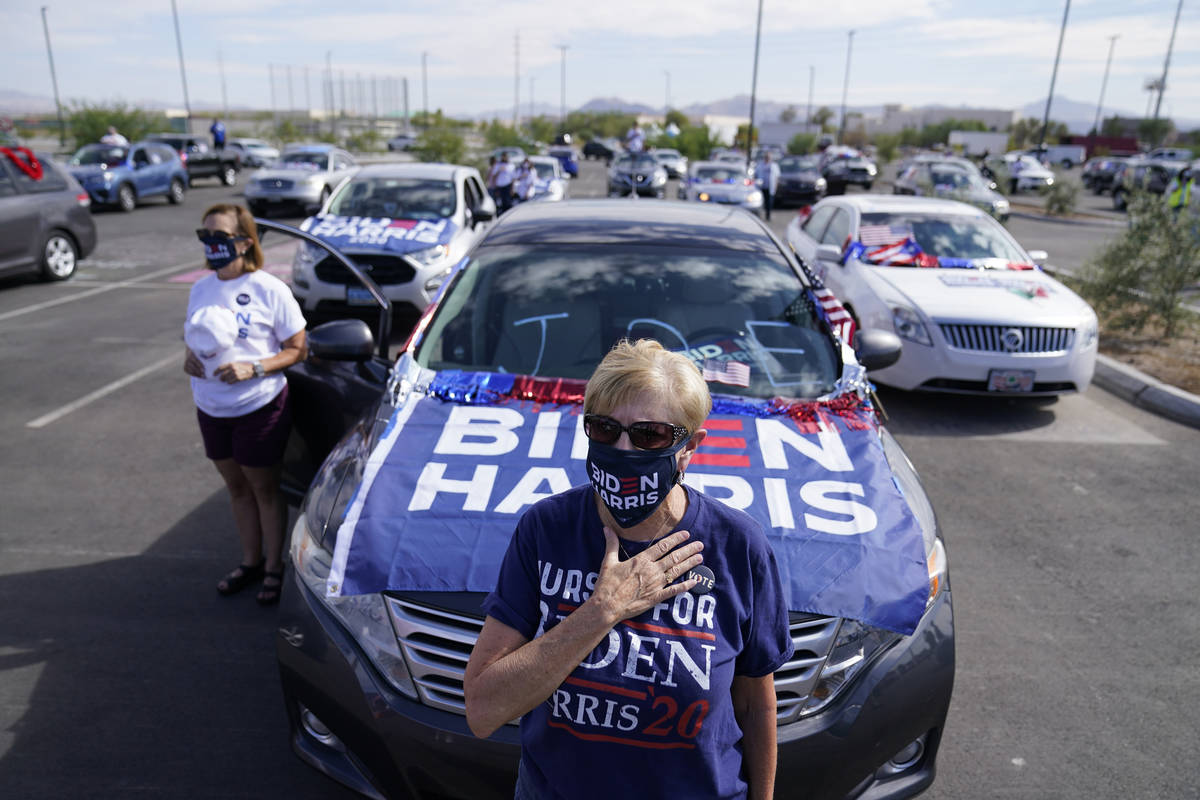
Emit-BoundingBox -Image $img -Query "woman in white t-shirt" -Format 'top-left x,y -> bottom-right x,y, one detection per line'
183,203 -> 307,605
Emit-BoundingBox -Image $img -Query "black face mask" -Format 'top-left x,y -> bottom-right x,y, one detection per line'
197,231 -> 245,270
587,438 -> 688,529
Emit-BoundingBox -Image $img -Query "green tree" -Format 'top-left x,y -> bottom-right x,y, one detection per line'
735,123 -> 758,151
413,127 -> 466,164
872,132 -> 900,164
671,123 -> 715,162
483,119 -> 530,149
810,106 -> 834,132
1009,118 -> 1069,148
66,101 -> 160,148
787,132 -> 817,154
1137,118 -> 1174,147
780,106 -> 797,124
664,109 -> 689,129
526,115 -> 558,145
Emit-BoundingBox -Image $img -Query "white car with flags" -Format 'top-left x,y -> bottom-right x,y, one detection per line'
786,195 -> 1098,396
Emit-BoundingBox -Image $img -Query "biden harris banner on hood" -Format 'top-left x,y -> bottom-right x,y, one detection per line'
300,215 -> 458,256
328,391 -> 930,635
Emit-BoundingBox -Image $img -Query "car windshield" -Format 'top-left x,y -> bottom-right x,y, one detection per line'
780,156 -> 818,170
927,167 -> 985,190
696,167 -> 746,182
860,212 -> 1027,264
71,144 -> 127,165
328,178 -> 456,220
531,162 -> 557,179
415,244 -> 840,397
281,152 -> 327,169
245,142 -> 272,151
615,154 -> 658,170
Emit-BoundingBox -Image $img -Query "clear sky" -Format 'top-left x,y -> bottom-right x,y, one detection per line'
3,0 -> 1197,123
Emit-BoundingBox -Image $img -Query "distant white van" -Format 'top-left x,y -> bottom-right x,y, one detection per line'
1147,147 -> 1193,161
1026,144 -> 1087,168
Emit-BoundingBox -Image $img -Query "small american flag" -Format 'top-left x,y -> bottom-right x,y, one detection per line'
814,287 -> 857,344
859,224 -> 913,246
701,358 -> 751,387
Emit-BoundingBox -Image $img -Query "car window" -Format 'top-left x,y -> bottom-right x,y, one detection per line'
821,209 -> 852,247
280,152 -> 328,170
415,244 -> 839,397
328,177 -> 457,220
463,177 -> 480,212
0,166 -> 15,197
860,212 -> 1026,263
801,204 -> 836,239
695,166 -> 746,182
5,156 -> 67,194
132,147 -> 150,165
531,162 -> 557,179
71,144 -> 127,166
616,154 -> 658,170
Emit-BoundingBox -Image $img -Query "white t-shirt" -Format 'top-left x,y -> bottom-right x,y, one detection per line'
185,270 -> 306,418
514,168 -> 536,199
625,127 -> 645,153
494,162 -> 515,187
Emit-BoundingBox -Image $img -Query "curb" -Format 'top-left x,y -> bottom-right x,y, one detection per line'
1008,209 -> 1126,228
1091,354 -> 1200,430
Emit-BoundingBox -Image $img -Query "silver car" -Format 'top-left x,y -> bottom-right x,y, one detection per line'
226,138 -> 280,168
244,145 -> 358,217
651,147 -> 689,179
893,160 -> 1010,221
679,160 -> 764,213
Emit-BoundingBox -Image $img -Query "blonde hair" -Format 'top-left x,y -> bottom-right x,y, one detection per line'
202,203 -> 264,271
584,339 -> 711,432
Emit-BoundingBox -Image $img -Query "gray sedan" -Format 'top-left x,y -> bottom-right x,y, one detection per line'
678,161 -> 764,213
893,160 -> 1010,222
244,145 -> 358,217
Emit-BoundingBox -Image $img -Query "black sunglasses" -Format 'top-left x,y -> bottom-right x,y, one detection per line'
583,414 -> 689,450
195,229 -> 247,243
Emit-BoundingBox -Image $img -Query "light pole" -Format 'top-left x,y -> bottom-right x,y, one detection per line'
664,70 -> 671,116
1150,0 -> 1183,146
806,65 -> 814,136
838,30 -> 854,144
169,0 -> 192,121
559,45 -> 568,131
745,0 -> 764,171
39,7 -> 65,147
421,51 -> 429,126
1091,35 -> 1118,139
1038,0 -> 1071,151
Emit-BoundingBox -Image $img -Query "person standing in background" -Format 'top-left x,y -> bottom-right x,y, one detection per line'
99,126 -> 128,146
756,151 -> 780,221
210,118 -> 226,150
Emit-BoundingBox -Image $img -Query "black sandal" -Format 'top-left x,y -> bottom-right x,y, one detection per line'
217,560 -> 265,596
256,567 -> 285,606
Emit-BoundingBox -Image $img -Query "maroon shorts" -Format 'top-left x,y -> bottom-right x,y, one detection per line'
196,385 -> 291,468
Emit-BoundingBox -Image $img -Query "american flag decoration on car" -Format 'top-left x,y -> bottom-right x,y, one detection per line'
701,358 -> 751,387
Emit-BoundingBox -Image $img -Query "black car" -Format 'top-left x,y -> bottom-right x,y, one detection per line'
775,154 -> 827,206
820,148 -> 877,195
0,151 -> 96,282
1081,156 -> 1127,195
1110,158 -> 1187,211
146,133 -> 241,186
582,138 -> 617,162
273,200 -> 954,800
607,152 -> 668,198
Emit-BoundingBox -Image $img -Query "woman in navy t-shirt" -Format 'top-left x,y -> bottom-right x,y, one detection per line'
465,339 -> 793,800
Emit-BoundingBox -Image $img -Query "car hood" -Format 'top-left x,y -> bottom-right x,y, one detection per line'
68,164 -> 122,178
867,266 -> 1093,323
253,166 -> 330,180
300,214 -> 459,255
780,169 -> 821,181
691,182 -> 755,199
319,359 -> 930,635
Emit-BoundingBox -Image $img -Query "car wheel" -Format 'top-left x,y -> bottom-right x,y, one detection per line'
40,231 -> 78,281
1062,160 -> 1073,169
221,165 -> 238,186
167,178 -> 186,205
864,182 -> 873,191
117,183 -> 136,212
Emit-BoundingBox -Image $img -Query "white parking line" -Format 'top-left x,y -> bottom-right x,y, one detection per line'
0,261 -> 198,324
26,352 -> 182,429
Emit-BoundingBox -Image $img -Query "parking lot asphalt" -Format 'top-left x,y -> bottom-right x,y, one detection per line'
1,158 -> 1198,800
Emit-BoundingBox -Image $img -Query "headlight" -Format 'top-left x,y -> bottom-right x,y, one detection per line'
698,192 -> 711,202
993,199 -> 1010,213
747,190 -> 763,204
891,306 -> 932,346
291,242 -> 322,289
102,171 -> 113,182
423,265 -> 452,292
816,177 -> 827,189
1080,316 -> 1098,349
305,175 -> 325,186
802,618 -> 900,715
867,165 -> 877,175
409,243 -> 449,267
653,173 -> 667,185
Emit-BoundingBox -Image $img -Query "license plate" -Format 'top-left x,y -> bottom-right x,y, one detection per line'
987,369 -> 1035,392
265,195 -> 283,203
346,286 -> 375,306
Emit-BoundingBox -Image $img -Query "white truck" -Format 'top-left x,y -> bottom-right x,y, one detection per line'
1026,144 -> 1087,168
948,130 -> 1009,157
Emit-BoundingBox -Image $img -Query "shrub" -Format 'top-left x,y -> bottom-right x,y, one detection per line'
344,129 -> 382,152
1041,179 -> 1078,217
66,101 -> 160,148
1079,191 -> 1200,339
787,133 -> 817,155
413,127 -> 465,164
872,133 -> 900,164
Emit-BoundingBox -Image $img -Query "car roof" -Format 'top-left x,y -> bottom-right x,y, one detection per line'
821,194 -> 989,218
282,143 -> 339,153
527,155 -> 558,164
353,162 -> 470,180
480,199 -> 782,254
692,160 -> 747,170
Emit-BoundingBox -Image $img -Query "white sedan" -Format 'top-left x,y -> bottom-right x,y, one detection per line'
786,195 -> 1098,396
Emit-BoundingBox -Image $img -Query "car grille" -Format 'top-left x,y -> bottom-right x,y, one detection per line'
939,323 -> 1076,354
260,178 -> 294,190
385,596 -> 840,723
313,254 -> 416,286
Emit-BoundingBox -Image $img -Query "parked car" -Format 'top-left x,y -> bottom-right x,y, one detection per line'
244,145 -> 358,217
1146,147 -> 1193,161
146,132 -> 241,186
607,152 -> 668,198
582,138 -> 618,161
678,160 -> 763,213
274,198 -> 954,800
544,146 -> 579,178
226,137 -> 280,168
1110,158 -> 1188,211
1080,156 -> 1127,195
893,160 -> 1010,221
66,141 -> 188,212
0,150 -> 96,281
387,132 -> 419,152
521,155 -> 568,202
290,162 -> 495,334
787,195 -> 1097,395
985,154 -> 1054,194
491,146 -> 526,164
650,147 -> 688,179
820,147 -> 877,194
1025,144 -> 1086,169
775,154 -> 827,206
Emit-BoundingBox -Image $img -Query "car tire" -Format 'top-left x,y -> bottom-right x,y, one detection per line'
40,231 -> 78,281
221,165 -> 238,186
1062,160 -> 1073,169
117,183 -> 137,212
167,178 -> 186,205
864,182 -> 873,191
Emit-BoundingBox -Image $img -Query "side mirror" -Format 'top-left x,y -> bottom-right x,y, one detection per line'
853,328 -> 903,371
472,202 -> 496,222
308,319 -> 375,362
1027,249 -> 1048,265
816,243 -> 843,263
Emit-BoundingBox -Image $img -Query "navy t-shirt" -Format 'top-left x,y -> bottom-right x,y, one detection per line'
483,484 -> 794,800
